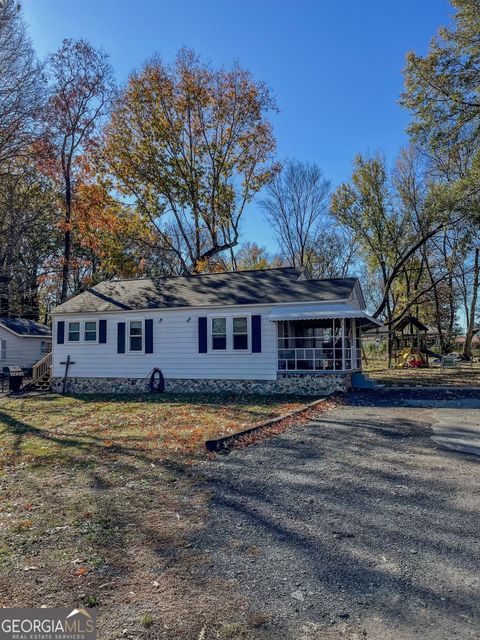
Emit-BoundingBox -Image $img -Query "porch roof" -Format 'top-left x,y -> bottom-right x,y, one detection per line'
267,303 -> 382,328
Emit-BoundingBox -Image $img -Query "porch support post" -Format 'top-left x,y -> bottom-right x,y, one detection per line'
342,318 -> 346,371
352,318 -> 356,370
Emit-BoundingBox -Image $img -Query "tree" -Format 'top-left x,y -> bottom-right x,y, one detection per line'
402,0 -> 480,356
260,160 -> 331,270
0,162 -> 58,319
402,0 -> 480,158
232,242 -> 281,270
72,157 -> 156,284
331,152 -> 450,363
0,0 -> 43,170
103,48 -> 278,275
44,39 -> 115,302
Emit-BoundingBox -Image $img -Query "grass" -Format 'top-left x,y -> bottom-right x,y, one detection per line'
364,356 -> 480,387
0,391 -> 308,639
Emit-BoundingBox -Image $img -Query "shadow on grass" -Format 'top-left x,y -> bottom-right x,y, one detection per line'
28,391 -> 315,407
0,406 -> 197,604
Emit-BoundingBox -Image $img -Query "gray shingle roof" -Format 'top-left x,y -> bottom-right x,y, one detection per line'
0,317 -> 51,336
52,268 -> 358,314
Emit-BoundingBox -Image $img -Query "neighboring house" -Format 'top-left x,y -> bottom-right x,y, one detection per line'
51,267 -> 381,395
455,335 -> 480,348
0,317 -> 52,371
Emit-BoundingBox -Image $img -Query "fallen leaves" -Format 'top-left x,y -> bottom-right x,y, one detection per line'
229,399 -> 338,451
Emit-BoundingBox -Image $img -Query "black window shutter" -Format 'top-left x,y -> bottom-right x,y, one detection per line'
57,320 -> 65,344
251,315 -> 262,352
198,317 -> 207,353
117,322 -> 126,353
99,319 -> 107,344
145,319 -> 153,353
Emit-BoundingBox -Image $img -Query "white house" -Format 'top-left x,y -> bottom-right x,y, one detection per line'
0,317 -> 51,371
51,267 -> 381,395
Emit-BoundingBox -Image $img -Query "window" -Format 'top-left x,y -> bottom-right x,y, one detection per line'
84,321 -> 97,342
68,322 -> 80,342
233,316 -> 248,350
212,317 -> 227,350
128,320 -> 143,352
40,340 -> 51,355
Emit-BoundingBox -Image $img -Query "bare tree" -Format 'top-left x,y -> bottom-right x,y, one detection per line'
0,0 -> 43,170
44,39 -> 115,302
260,160 -> 334,273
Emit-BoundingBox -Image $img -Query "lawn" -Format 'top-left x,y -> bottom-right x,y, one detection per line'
364,357 -> 480,387
0,392 -> 308,639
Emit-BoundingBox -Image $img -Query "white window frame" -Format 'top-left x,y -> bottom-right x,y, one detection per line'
66,320 -> 99,344
211,316 -> 227,351
127,318 -> 145,355
232,315 -> 250,351
83,319 -> 98,344
67,320 -> 81,343
208,314 -> 251,354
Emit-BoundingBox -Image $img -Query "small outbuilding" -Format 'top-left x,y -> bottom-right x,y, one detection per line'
0,317 -> 52,372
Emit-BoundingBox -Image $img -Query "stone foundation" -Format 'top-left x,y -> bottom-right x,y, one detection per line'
51,376 -> 150,394
52,373 -> 351,396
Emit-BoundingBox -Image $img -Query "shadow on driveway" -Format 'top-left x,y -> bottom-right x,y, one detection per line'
197,389 -> 480,640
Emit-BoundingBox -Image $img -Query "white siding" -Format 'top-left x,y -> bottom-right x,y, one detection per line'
0,326 -> 46,369
52,305 -> 278,381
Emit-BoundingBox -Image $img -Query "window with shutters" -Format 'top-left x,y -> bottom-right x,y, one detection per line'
209,315 -> 251,353
128,319 -> 144,353
66,320 -> 98,343
84,321 -> 97,342
233,316 -> 248,350
67,321 -> 80,342
211,317 -> 227,350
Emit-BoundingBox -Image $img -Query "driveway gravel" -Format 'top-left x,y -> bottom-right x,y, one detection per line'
197,389 -> 480,640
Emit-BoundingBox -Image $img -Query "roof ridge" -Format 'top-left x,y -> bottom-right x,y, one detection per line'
95,266 -> 304,285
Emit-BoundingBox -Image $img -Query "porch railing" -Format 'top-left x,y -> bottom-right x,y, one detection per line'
32,352 -> 52,384
278,347 -> 356,372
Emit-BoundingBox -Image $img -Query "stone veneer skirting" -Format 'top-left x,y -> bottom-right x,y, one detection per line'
51,373 -> 352,396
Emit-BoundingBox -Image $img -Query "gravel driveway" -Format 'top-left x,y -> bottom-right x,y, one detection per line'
198,389 -> 480,640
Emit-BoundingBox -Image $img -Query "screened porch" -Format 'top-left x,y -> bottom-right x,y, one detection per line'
276,318 -> 362,373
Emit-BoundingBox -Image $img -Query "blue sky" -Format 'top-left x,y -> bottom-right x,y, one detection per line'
23,0 -> 452,252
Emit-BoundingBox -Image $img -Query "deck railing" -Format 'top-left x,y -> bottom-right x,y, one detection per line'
32,352 -> 52,384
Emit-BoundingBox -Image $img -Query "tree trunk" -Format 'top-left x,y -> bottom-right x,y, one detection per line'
386,297 -> 394,368
463,247 -> 479,359
60,173 -> 72,303
1,194 -> 16,315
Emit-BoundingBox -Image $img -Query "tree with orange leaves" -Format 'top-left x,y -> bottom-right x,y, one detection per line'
103,48 -> 279,274
43,39 -> 116,302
